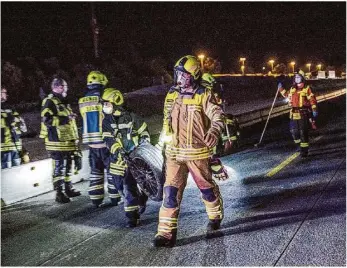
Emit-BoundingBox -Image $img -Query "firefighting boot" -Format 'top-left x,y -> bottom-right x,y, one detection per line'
152,233 -> 177,248
65,182 -> 81,198
55,189 -> 70,204
126,210 -> 140,228
207,219 -> 222,232
126,218 -> 140,228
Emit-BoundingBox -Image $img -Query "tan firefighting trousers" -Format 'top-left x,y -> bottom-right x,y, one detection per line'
156,157 -> 224,239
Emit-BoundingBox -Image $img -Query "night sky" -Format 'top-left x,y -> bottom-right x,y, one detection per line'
1,2 -> 346,70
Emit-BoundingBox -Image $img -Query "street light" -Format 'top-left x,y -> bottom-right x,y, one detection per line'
269,60 -> 275,72
317,64 -> 322,71
290,61 -> 296,73
240,58 -> 246,75
241,65 -> 245,75
306,63 -> 311,72
198,54 -> 205,72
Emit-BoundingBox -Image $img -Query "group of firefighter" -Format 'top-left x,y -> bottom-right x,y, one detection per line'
1,55 -> 318,247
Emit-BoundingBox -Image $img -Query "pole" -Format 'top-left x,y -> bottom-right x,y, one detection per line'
254,88 -> 280,147
91,3 -> 99,59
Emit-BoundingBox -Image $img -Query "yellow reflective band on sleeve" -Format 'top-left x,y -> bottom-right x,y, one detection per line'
41,108 -> 53,117
137,122 -> 147,135
294,139 -> 301,144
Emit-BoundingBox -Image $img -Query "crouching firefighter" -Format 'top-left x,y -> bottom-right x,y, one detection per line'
101,88 -> 150,227
79,71 -> 122,208
153,55 -> 226,248
278,71 -> 318,157
40,78 -> 81,203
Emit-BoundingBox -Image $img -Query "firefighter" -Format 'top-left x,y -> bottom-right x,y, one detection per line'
153,55 -> 227,248
39,78 -> 81,203
101,88 -> 150,227
78,71 -> 122,208
278,71 -> 318,157
1,87 -> 27,169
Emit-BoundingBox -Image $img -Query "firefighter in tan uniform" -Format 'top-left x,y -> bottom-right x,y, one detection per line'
278,71 -> 318,157
153,55 -> 226,248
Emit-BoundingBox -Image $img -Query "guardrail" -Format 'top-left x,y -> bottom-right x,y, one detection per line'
237,88 -> 346,127
1,87 -> 345,206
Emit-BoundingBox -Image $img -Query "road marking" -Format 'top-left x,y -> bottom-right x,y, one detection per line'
265,152 -> 300,177
265,135 -> 323,177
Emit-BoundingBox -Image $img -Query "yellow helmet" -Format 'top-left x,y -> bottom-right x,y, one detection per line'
87,71 -> 108,86
174,55 -> 201,80
201,73 -> 216,89
102,88 -> 124,106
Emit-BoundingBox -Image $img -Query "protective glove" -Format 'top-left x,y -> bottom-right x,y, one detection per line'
204,130 -> 219,148
210,157 -> 229,181
312,111 -> 318,118
277,82 -> 283,90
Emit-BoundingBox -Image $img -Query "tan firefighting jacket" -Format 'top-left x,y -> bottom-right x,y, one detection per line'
162,86 -> 225,161
279,85 -> 317,120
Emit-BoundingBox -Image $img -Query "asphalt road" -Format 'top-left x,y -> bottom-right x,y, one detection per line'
1,97 -> 345,266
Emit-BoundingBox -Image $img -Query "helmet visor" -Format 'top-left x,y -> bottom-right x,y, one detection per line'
176,70 -> 192,88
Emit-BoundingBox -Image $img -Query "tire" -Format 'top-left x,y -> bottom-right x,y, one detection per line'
128,141 -> 164,202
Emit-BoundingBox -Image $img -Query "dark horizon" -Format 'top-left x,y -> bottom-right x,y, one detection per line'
1,2 -> 346,70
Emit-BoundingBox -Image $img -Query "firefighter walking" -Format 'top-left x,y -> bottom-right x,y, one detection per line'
39,78 -> 81,203
278,71 -> 318,157
101,88 -> 150,227
153,55 -> 226,248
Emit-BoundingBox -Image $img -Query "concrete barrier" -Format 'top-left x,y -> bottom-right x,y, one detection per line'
1,150 -> 91,205
1,88 -> 345,205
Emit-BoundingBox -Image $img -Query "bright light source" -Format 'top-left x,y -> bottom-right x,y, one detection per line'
290,61 -> 296,73
198,54 -> 205,60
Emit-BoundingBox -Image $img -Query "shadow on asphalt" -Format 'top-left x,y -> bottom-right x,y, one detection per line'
176,197 -> 345,247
